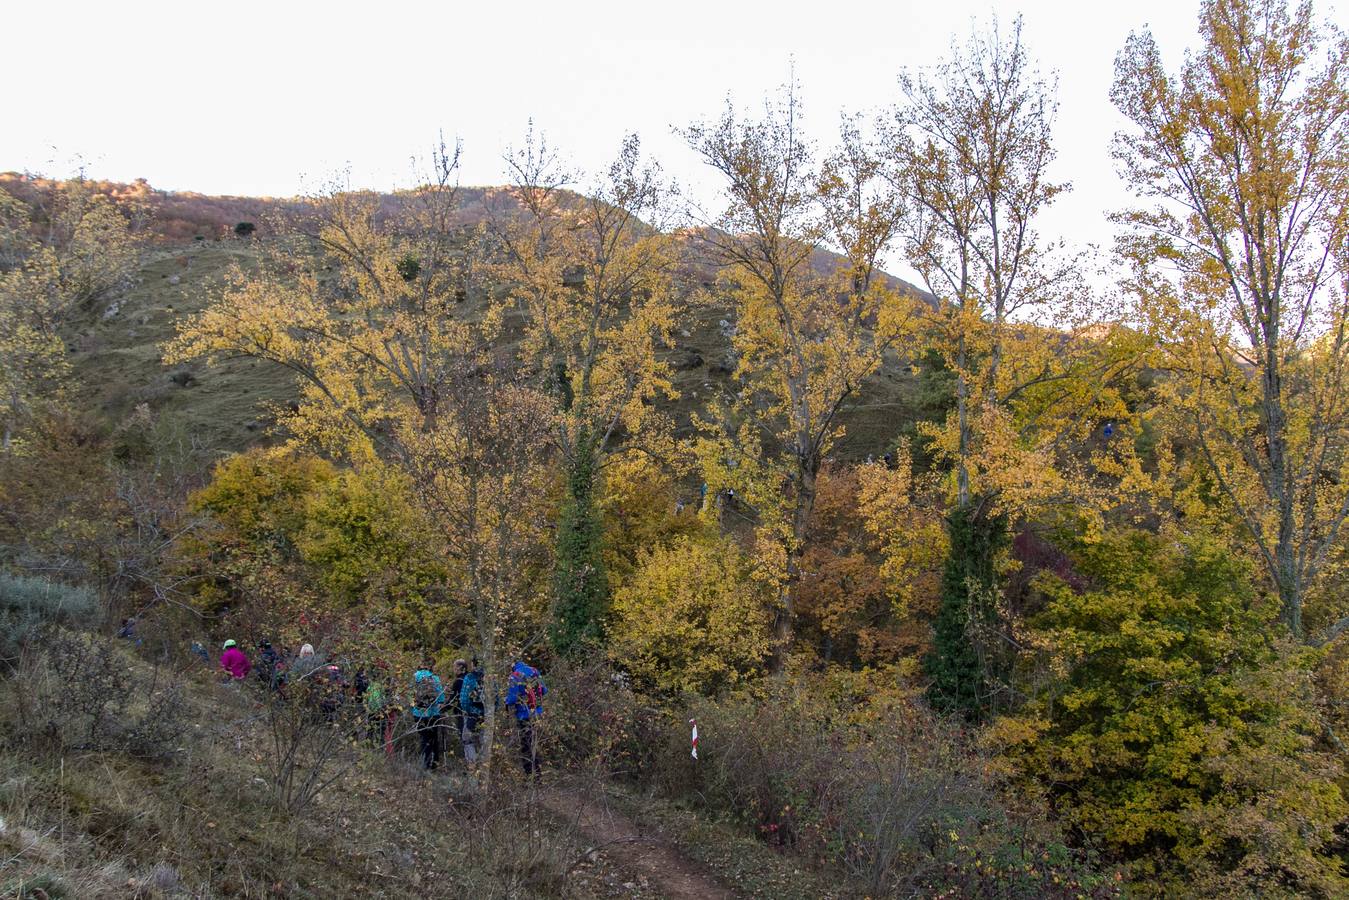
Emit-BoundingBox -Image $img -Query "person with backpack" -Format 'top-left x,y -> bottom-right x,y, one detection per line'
458,658 -> 485,765
220,639 -> 251,680
316,664 -> 346,722
410,660 -> 446,771
504,660 -> 546,776
362,667 -> 394,753
257,640 -> 283,690
448,659 -> 468,758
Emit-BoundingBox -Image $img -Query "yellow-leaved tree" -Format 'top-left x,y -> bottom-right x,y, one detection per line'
166,145 -> 554,774
486,129 -> 682,657
885,19 -> 1146,719
1,180 -> 141,449
609,531 -> 772,697
885,18 -> 1138,519
683,86 -> 922,667
1113,0 -> 1349,640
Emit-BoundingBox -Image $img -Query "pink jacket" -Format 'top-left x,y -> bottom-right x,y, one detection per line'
220,647 -> 251,680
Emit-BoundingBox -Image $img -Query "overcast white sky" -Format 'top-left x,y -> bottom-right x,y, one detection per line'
6,0 -> 1349,275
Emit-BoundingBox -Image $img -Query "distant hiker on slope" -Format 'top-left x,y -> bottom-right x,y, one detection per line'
220,639 -> 251,680
411,660 -> 446,771
505,660 -> 547,777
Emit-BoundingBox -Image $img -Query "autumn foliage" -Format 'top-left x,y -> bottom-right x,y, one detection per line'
5,1 -> 1349,895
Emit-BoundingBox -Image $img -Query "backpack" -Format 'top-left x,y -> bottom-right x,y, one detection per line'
364,682 -> 386,714
462,672 -> 484,716
414,674 -> 439,711
515,668 -> 546,715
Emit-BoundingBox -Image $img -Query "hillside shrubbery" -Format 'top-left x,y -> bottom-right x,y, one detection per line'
0,573 -> 98,667
647,669 -> 1117,897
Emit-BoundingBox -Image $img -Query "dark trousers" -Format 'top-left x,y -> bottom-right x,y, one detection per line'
518,717 -> 540,776
416,714 -> 444,770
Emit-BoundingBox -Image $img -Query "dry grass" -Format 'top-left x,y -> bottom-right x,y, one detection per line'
0,634 -> 640,899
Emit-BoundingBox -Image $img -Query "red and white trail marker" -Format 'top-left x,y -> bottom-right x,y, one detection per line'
690,718 -> 699,760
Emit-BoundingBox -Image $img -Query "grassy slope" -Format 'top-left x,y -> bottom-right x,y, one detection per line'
66,239 -> 924,463
0,635 -> 849,899
67,243 -> 295,457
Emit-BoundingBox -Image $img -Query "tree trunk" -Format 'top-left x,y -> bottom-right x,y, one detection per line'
1262,333 -> 1301,636
770,462 -> 818,672
955,333 -> 971,508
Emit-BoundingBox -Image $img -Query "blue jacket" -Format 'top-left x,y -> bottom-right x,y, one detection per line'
411,670 -> 445,718
460,670 -> 484,718
504,662 -> 546,721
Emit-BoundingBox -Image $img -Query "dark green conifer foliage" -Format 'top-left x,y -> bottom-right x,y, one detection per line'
925,501 -> 1007,721
550,430 -> 610,658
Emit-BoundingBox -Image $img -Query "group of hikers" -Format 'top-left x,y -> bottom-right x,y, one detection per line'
200,638 -> 547,776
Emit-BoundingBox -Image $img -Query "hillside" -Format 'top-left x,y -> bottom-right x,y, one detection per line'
36,177 -> 931,461
0,629 -> 846,899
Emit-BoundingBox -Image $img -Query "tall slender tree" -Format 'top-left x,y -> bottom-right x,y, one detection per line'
1113,0 -> 1349,639
685,85 -> 920,667
487,129 -> 682,657
886,20 -> 1137,714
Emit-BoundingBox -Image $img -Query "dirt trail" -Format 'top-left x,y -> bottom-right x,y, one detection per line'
541,786 -> 735,900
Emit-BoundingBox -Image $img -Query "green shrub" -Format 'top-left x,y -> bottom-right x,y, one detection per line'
992,529 -> 1348,896
925,501 -> 1009,721
395,253 -> 421,282
550,432 -> 610,659
0,572 -> 99,668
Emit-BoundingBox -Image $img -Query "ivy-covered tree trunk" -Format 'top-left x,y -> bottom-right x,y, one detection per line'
550,430 -> 610,659
925,500 -> 1007,721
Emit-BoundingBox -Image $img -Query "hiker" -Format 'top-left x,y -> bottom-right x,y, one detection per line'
505,660 -> 547,776
190,641 -> 210,665
448,659 -> 469,759
257,640 -> 283,689
293,643 -> 317,679
220,639 -> 251,680
317,664 -> 346,722
458,658 -> 485,765
362,666 -> 394,754
411,660 -> 446,771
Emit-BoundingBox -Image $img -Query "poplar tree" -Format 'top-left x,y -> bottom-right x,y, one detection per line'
1114,0 -> 1349,639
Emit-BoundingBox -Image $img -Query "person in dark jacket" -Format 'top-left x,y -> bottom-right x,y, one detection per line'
410,661 -> 446,770
316,664 -> 346,722
257,640 -> 283,689
504,661 -> 546,776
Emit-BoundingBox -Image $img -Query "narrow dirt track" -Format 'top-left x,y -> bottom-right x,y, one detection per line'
541,787 -> 735,900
